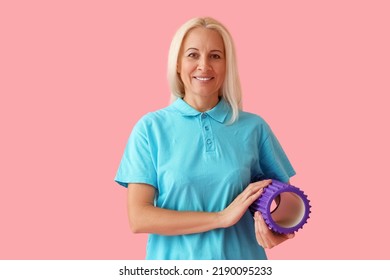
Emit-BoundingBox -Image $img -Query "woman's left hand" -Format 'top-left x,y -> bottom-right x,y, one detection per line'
254,211 -> 295,249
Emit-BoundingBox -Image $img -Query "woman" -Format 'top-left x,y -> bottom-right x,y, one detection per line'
115,17 -> 296,259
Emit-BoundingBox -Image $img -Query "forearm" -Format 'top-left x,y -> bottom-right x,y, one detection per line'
127,181 -> 268,236
129,205 -> 224,235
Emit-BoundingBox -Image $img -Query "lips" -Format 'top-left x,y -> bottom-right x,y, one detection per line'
194,76 -> 214,81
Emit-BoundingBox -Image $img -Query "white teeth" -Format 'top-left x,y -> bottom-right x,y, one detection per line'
195,77 -> 212,81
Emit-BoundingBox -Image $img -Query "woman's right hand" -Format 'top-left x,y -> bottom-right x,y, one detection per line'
127,180 -> 272,235
218,179 -> 272,228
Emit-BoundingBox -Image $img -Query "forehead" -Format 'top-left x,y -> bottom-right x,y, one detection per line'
182,27 -> 225,51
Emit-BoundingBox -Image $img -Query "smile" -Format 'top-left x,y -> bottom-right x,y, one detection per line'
194,77 -> 214,81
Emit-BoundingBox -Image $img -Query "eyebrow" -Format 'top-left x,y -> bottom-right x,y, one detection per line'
185,48 -> 224,53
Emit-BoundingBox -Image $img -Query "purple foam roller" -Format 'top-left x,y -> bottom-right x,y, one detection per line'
250,180 -> 311,234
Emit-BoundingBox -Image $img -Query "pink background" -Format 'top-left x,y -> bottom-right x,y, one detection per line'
1,0 -> 389,259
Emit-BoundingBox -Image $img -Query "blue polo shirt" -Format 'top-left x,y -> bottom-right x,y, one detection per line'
115,98 -> 295,259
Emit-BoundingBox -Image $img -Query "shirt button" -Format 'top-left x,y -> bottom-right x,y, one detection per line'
201,113 -> 207,119
205,126 -> 209,131
206,139 -> 212,144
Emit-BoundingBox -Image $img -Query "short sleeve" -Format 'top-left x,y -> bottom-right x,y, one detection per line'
259,127 -> 296,183
114,117 -> 157,188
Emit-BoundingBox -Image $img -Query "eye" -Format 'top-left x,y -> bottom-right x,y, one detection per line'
188,53 -> 199,58
210,54 -> 221,59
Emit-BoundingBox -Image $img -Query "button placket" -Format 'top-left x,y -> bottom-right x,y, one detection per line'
200,113 -> 215,152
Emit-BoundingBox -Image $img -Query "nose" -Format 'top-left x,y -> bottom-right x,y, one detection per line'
197,57 -> 211,71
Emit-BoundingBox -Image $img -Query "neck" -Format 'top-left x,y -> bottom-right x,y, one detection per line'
183,95 -> 219,112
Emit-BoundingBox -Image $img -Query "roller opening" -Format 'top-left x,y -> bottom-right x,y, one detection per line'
270,192 -> 306,228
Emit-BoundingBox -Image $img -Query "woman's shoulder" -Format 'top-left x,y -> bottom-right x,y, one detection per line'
238,110 -> 270,128
236,111 -> 276,144
133,103 -> 178,127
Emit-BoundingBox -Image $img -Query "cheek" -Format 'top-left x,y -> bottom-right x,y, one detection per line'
216,65 -> 226,81
215,61 -> 226,74
179,65 -> 194,86
180,61 -> 196,75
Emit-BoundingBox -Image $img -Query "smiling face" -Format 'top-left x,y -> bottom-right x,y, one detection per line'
178,27 -> 226,104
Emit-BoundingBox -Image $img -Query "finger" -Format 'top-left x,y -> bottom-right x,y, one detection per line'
256,212 -> 295,249
272,233 -> 292,248
257,212 -> 278,249
285,233 -> 295,239
249,179 -> 272,191
245,187 -> 264,208
255,212 -> 272,249
259,179 -> 272,187
256,210 -> 271,232
244,179 -> 271,198
240,185 -> 263,203
251,187 -> 264,200
248,179 -> 272,191
244,182 -> 265,195
254,212 -> 266,247
255,179 -> 272,189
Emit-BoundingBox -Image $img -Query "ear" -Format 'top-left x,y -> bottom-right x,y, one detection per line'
176,64 -> 180,74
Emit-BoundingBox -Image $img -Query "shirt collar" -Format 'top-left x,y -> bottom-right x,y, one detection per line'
172,98 -> 230,123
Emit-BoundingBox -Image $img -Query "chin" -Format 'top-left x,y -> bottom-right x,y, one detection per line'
193,88 -> 219,96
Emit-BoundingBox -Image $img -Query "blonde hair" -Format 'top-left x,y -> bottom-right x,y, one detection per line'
167,17 -> 242,123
